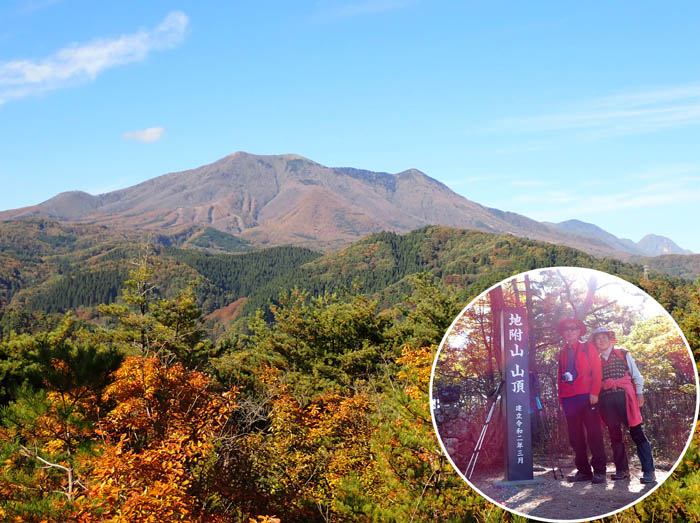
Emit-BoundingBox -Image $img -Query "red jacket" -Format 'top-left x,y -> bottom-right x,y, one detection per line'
557,341 -> 602,401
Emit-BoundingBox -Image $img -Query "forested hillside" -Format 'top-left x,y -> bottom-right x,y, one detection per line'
0,221 -> 699,521
641,253 -> 700,280
0,220 -> 317,316
3,220 -> 686,322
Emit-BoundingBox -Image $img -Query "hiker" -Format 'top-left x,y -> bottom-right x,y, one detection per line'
590,327 -> 655,484
556,317 -> 607,484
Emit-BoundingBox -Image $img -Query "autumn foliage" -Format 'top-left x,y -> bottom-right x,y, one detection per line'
74,356 -> 235,522
0,257 -> 699,522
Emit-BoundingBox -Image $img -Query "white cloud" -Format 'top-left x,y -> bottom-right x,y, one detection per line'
123,126 -> 164,143
487,83 -> 700,138
0,11 -> 188,105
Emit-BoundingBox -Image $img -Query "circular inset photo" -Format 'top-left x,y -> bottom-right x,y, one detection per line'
430,267 -> 698,522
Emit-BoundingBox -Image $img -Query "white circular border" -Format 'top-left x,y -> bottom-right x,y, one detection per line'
428,266 -> 700,523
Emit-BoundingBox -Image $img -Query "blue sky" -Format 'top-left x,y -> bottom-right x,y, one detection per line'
1,1 -> 699,251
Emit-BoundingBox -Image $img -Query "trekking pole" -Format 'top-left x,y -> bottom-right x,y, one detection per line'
529,371 -> 563,480
465,380 -> 504,480
534,394 -> 563,480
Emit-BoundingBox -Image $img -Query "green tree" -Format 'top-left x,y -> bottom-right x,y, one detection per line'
0,315 -> 121,521
97,254 -> 213,369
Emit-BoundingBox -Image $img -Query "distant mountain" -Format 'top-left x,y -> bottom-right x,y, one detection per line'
547,219 -> 692,257
637,234 -> 693,256
546,220 -> 642,255
0,152 -> 687,258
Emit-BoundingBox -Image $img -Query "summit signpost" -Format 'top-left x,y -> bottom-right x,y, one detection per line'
500,305 -> 539,483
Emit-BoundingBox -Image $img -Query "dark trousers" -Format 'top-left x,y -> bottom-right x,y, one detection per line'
599,391 -> 655,473
562,393 -> 607,475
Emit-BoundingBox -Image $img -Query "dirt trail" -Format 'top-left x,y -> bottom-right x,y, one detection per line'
470,461 -> 670,521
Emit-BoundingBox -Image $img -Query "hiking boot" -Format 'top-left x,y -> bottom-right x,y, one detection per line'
567,471 -> 593,482
640,471 -> 656,484
592,473 -> 607,484
611,470 -> 630,480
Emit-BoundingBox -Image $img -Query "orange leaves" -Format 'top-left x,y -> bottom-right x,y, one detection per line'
101,356 -> 235,442
74,355 -> 237,522
82,444 -> 198,521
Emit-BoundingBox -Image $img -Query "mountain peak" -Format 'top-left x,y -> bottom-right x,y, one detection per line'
548,219 -> 692,256
638,234 -> 693,255
225,151 -> 315,163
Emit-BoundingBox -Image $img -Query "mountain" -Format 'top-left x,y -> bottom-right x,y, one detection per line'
547,219 -> 693,257
0,152 -> 633,257
637,234 -> 693,256
546,219 -> 643,255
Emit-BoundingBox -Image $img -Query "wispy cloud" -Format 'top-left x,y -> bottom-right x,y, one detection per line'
0,11 -> 188,105
627,164 -> 697,181
510,175 -> 700,221
16,0 -> 62,15
123,126 -> 165,143
314,0 -> 417,20
487,84 -> 700,138
570,180 -> 700,215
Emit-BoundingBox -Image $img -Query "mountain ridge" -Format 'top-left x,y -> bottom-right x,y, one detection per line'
0,152 -> 690,257
547,219 -> 692,256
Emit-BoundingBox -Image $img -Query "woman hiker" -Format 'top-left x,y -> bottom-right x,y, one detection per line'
590,327 -> 656,484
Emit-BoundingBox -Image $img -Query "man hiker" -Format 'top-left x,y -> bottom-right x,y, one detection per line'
590,327 -> 656,484
556,317 -> 607,484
